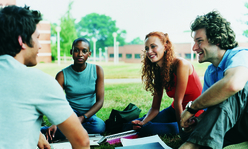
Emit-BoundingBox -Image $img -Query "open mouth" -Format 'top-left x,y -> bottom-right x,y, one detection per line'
198,51 -> 203,55
149,55 -> 155,58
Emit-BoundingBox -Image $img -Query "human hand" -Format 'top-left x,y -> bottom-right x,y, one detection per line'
37,132 -> 51,149
78,115 -> 85,123
131,120 -> 144,130
180,110 -> 194,129
46,125 -> 57,142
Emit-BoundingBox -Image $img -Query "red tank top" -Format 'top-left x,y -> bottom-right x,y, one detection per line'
165,66 -> 203,117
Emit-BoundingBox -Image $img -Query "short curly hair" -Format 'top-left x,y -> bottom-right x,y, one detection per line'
191,11 -> 238,50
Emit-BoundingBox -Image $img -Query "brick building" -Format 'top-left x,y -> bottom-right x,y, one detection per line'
0,0 -> 52,63
107,42 -> 248,63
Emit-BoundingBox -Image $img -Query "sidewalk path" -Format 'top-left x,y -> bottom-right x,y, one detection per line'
105,78 -> 141,83
105,77 -> 203,84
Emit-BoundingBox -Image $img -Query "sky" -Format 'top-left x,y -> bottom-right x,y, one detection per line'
16,0 -> 248,43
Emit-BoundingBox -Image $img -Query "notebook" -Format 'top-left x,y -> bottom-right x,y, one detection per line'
98,130 -> 138,144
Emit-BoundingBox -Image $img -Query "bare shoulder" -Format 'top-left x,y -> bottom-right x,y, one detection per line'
174,57 -> 193,74
95,65 -> 104,75
175,57 -> 191,67
55,70 -> 64,80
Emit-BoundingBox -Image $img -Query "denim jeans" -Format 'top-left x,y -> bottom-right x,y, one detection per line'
123,105 -> 179,137
41,109 -> 105,141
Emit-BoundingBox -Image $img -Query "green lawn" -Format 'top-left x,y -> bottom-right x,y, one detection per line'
35,60 -> 209,79
36,60 -> 209,149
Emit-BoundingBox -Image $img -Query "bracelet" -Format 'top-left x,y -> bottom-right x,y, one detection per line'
83,114 -> 88,119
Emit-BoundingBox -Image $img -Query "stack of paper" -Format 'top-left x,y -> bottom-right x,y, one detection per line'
115,135 -> 172,149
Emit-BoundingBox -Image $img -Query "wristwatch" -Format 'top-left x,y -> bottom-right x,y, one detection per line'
83,114 -> 88,120
186,101 -> 198,114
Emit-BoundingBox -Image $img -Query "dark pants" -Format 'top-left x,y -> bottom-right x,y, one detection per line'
41,109 -> 105,142
181,83 -> 248,149
123,106 -> 179,137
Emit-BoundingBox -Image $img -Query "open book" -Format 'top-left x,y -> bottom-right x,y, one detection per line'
115,134 -> 172,149
98,130 -> 138,144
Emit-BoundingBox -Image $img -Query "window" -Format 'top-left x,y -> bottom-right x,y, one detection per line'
185,53 -> 196,59
135,54 -> 141,59
119,54 -> 122,58
126,54 -> 132,59
109,54 -> 114,58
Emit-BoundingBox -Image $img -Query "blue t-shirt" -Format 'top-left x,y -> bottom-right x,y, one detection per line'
0,55 -> 73,149
63,63 -> 97,114
203,47 -> 248,92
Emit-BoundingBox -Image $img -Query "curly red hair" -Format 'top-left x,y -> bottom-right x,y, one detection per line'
141,32 -> 176,96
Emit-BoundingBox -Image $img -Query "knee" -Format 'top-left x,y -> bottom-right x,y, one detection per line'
95,121 -> 106,133
40,126 -> 49,134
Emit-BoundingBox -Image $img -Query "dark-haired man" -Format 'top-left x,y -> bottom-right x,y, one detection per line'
180,11 -> 248,149
0,5 -> 89,149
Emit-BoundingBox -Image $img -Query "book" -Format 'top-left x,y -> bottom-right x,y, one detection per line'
115,142 -> 165,149
116,134 -> 172,149
98,130 -> 138,145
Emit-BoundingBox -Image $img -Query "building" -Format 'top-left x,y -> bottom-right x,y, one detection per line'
107,44 -> 144,63
107,42 -> 195,63
0,0 -> 52,63
37,21 -> 51,63
107,41 -> 248,63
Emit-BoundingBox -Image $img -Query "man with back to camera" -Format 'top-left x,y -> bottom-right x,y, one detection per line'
0,5 -> 90,149
179,11 -> 248,149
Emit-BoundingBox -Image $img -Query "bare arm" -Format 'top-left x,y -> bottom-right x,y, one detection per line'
45,71 -> 64,139
58,112 -> 90,149
174,59 -> 192,128
37,132 -> 51,149
139,91 -> 163,125
79,65 -> 104,122
55,71 -> 64,89
181,66 -> 248,128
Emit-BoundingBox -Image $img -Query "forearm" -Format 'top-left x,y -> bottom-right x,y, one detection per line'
84,100 -> 103,118
191,78 -> 238,110
59,113 -> 90,148
142,108 -> 159,124
174,103 -> 183,129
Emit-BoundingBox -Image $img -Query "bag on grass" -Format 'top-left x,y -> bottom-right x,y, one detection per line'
105,103 -> 141,134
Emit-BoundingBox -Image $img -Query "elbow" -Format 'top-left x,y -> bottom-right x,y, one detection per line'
226,81 -> 245,94
73,137 -> 90,148
81,138 -> 90,148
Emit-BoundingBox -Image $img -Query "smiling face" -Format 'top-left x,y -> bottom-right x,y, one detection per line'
71,41 -> 91,65
145,36 -> 166,67
193,28 -> 219,64
24,28 -> 41,66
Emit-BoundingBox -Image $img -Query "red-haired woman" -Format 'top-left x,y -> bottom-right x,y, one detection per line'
125,31 -> 204,137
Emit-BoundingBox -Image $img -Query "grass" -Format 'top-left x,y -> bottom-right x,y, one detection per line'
35,60 -> 209,79
36,60 -> 209,149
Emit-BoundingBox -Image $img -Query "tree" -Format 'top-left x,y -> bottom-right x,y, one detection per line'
50,23 -> 58,61
76,13 -> 126,54
243,3 -> 248,38
60,1 -> 77,57
49,1 -> 77,61
128,37 -> 144,45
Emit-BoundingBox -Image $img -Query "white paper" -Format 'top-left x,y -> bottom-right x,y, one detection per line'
120,135 -> 172,149
47,134 -> 102,149
50,142 -> 72,149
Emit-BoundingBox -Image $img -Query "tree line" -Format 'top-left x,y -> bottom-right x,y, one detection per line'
49,1 -> 143,61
